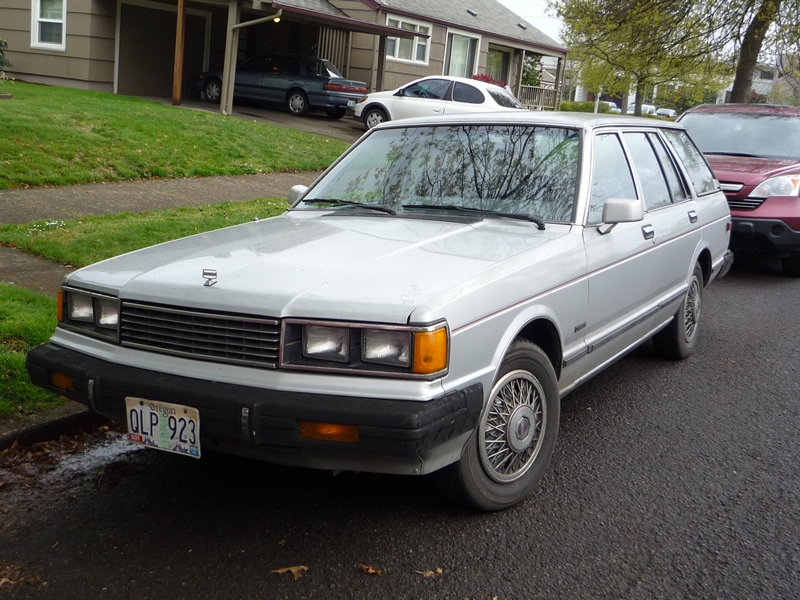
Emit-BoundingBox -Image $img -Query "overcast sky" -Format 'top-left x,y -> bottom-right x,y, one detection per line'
495,0 -> 564,44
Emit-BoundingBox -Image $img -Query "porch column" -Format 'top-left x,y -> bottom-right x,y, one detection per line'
221,0 -> 241,116
376,35 -> 386,92
172,0 -> 187,105
554,57 -> 565,110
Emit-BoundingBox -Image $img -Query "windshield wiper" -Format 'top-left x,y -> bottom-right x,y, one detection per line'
402,204 -> 545,230
302,198 -> 396,215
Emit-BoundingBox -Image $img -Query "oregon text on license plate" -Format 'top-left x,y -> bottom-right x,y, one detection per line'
125,397 -> 201,458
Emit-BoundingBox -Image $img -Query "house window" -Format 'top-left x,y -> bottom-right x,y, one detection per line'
486,47 -> 510,84
445,32 -> 479,78
385,16 -> 429,64
759,69 -> 774,81
31,0 -> 66,50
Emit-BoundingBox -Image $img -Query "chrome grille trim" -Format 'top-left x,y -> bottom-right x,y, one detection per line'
719,182 -> 744,192
728,197 -> 765,211
120,302 -> 280,369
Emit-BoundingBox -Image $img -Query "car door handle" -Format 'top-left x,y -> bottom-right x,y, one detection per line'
642,224 -> 655,240
688,210 -> 698,223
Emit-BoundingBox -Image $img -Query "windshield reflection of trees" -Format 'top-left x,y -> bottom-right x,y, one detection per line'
336,125 -> 580,222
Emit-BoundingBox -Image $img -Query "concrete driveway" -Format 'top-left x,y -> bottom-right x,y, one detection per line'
157,97 -> 366,145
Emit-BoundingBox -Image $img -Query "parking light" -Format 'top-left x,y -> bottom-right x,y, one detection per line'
413,327 -> 448,374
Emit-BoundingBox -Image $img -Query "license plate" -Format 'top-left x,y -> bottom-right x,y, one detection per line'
347,99 -> 355,107
125,397 -> 201,458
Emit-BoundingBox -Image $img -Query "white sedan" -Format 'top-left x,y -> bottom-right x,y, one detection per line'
353,75 -> 525,130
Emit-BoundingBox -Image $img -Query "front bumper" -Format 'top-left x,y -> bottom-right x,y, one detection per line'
730,217 -> 800,254
26,344 -> 482,475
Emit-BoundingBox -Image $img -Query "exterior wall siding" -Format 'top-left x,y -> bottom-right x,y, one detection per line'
0,0 -> 115,91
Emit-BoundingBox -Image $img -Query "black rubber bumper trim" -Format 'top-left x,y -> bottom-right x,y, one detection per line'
26,344 -> 483,457
730,217 -> 800,252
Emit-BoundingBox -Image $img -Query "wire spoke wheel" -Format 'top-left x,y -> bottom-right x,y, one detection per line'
683,276 -> 701,341
480,370 -> 546,483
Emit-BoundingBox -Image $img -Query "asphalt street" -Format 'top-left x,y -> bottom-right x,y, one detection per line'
1,256 -> 798,599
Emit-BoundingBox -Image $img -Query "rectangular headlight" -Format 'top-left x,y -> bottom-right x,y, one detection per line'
362,329 -> 411,367
302,325 -> 349,363
96,297 -> 120,328
68,293 -> 94,322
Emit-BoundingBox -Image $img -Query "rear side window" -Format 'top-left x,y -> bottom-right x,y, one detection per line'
453,82 -> 485,104
648,133 -> 688,203
623,132 -> 672,211
487,89 -> 523,109
663,129 -> 717,195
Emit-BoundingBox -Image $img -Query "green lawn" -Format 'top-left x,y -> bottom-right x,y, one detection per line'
0,82 -> 349,189
0,283 -> 63,420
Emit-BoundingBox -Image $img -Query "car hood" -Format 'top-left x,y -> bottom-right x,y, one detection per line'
66,212 -> 562,324
705,154 -> 800,185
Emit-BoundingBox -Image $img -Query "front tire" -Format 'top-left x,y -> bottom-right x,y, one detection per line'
653,262 -> 703,359
202,78 -> 222,104
286,90 -> 310,116
364,107 -> 388,130
433,339 -> 560,511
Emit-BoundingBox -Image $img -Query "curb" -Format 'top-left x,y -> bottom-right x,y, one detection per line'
0,409 -> 105,451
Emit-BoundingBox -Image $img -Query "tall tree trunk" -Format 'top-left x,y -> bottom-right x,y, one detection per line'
730,0 -> 782,103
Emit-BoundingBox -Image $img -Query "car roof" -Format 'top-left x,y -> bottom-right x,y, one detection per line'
370,110 -> 687,132
684,103 -> 800,116
402,75 -> 508,92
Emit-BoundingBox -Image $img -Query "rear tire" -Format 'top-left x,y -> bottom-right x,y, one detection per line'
433,339 -> 560,511
782,251 -> 800,277
287,90 -> 310,116
653,262 -> 703,359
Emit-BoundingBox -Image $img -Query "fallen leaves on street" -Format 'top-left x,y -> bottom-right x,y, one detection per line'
415,566 -> 444,578
271,565 -> 309,581
0,561 -> 44,590
359,564 -> 382,575
0,422 -> 122,489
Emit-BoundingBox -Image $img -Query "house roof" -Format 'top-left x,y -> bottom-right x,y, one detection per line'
373,0 -> 566,55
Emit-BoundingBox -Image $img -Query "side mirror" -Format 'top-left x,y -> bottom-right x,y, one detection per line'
602,198 -> 644,224
288,185 -> 308,206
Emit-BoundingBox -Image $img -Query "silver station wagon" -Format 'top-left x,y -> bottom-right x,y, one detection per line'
27,113 -> 733,511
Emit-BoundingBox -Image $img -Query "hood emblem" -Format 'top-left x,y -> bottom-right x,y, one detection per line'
202,269 -> 218,287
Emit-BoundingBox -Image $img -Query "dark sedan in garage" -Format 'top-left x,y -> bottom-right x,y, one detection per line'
194,53 -> 368,118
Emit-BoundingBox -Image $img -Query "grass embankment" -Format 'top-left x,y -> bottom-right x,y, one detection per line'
0,82 -> 348,189
1,82 -> 346,423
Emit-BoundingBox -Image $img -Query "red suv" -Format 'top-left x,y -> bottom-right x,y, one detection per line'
678,104 -> 800,276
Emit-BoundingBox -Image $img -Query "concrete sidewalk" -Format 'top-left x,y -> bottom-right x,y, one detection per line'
0,170 -> 323,295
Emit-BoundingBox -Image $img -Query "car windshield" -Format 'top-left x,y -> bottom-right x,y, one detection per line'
680,112 -> 800,159
296,124 -> 580,223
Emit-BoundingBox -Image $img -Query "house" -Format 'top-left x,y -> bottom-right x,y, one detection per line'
0,0 -> 567,111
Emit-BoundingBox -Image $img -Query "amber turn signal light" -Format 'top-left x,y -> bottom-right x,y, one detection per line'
49,371 -> 74,391
298,420 -> 360,443
413,328 -> 448,374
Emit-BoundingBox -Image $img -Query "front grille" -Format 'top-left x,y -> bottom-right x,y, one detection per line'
728,197 -> 765,211
120,302 -> 280,368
